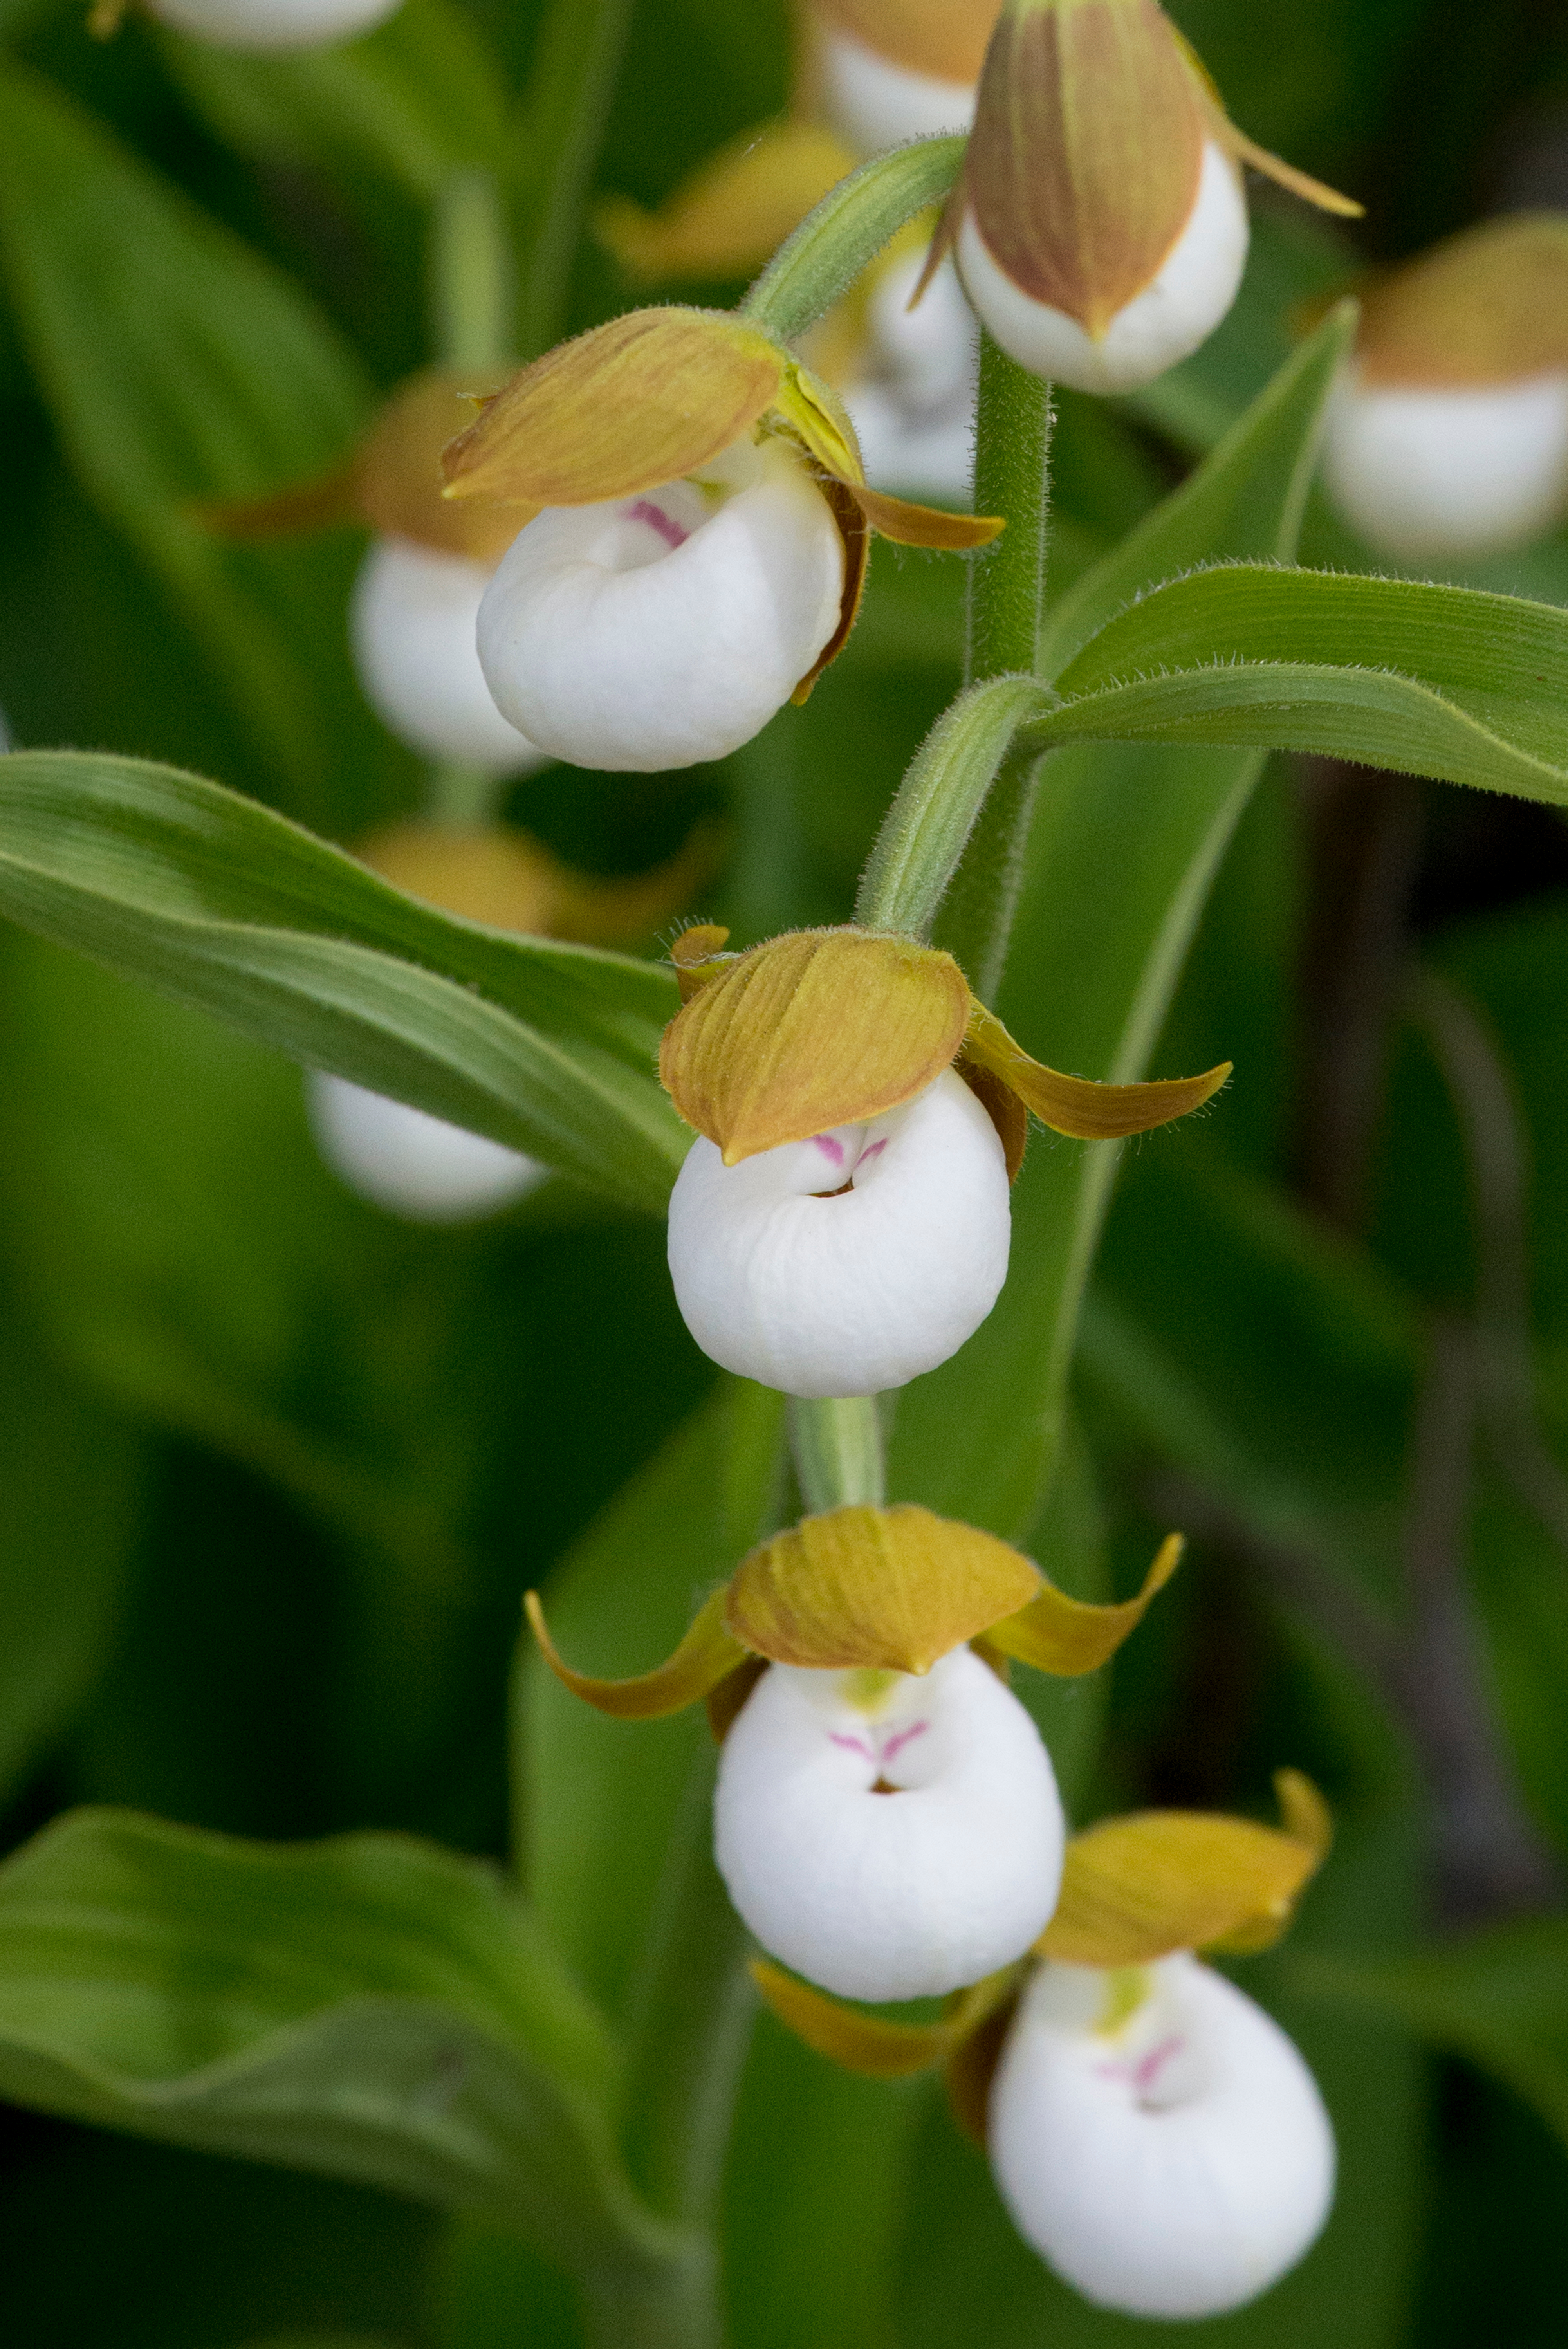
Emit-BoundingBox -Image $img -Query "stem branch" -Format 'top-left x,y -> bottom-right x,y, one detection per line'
789,1395 -> 886,1512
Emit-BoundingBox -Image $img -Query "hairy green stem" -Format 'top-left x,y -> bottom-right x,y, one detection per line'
429,170 -> 514,371
936,334 -> 1054,1000
789,1395 -> 886,1512
512,0 -> 635,359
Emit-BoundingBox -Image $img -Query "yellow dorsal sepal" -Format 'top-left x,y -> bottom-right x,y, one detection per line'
1036,1770 -> 1332,1967
726,1502 -> 1043,1673
659,927 -> 972,1163
987,1530 -> 1182,1677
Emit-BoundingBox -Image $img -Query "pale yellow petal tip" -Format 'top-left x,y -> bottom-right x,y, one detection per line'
751,1958 -> 950,2078
987,1528 -> 1182,1679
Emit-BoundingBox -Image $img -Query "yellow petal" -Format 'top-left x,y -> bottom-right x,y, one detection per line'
964,999 -> 1231,1141
726,1503 -> 1043,1672
357,820 -> 722,945
441,309 -> 785,511
1273,1765 -> 1334,1864
658,926 -> 971,1162
524,1586 -> 748,1719
843,481 -> 1004,550
671,923 -> 738,1004
596,120 -> 855,283
1353,215 -> 1568,390
752,1958 -> 952,2077
1036,1774 -> 1332,1967
966,0 -> 1207,337
988,1530 -> 1181,1678
196,467 -> 359,542
1218,124 -> 1362,220
356,366 -> 529,561
809,0 -> 998,87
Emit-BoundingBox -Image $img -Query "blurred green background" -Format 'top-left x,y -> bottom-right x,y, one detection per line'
2,0 -> 1568,2340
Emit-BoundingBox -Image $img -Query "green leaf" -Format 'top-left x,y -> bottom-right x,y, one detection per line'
1294,1918 -> 1568,2151
741,136 -> 964,346
158,0 -> 509,202
518,1379 -> 786,2014
1032,565 -> 1568,805
890,321 -> 1348,1533
855,676 -> 1047,940
0,64 -> 384,819
0,1290 -> 146,1808
1039,303 -> 1357,680
0,752 -> 687,1213
0,1809 -> 677,2270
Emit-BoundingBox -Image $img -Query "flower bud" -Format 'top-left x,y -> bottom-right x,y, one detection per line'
842,246 -> 978,501
990,1954 -> 1335,2317
809,0 -> 987,157
145,0 -> 396,51
351,536 -> 545,776
1320,216 -> 1568,560
668,1065 -> 1011,1396
476,435 -> 846,772
947,0 -> 1359,395
715,1642 -> 1063,2000
307,1071 -> 545,1222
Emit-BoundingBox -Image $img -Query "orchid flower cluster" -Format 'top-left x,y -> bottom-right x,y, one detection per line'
530,1502 -> 1337,2320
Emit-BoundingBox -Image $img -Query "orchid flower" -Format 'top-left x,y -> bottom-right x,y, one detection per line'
527,1501 -> 1180,2001
935,0 -> 1360,394
439,309 -> 1001,773
756,1772 -> 1336,2317
1321,215 -> 1568,559
659,925 -> 1229,1396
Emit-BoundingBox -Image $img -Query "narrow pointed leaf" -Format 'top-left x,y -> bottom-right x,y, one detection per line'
988,1532 -> 1181,1675
524,1588 -> 746,1721
0,753 -> 688,1214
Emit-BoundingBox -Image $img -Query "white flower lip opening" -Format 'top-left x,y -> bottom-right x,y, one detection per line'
816,21 -> 977,158
956,140 -> 1249,395
1321,362 -> 1568,560
351,536 -> 547,777
715,1643 -> 1064,2002
990,1953 -> 1335,2319
666,1066 -> 1011,1398
475,435 -> 845,773
307,1072 -> 545,1224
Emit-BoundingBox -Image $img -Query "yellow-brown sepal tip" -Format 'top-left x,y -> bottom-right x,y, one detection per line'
726,1503 -> 1044,1674
964,1000 -> 1231,1141
751,1956 -> 1022,2081
524,1586 -> 749,1720
988,1530 -> 1182,1677
357,820 -> 724,946
1035,1768 -> 1332,1968
659,927 -> 972,1163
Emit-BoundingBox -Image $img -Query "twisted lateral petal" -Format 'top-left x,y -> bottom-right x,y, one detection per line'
990,1956 -> 1335,2317
667,1068 -> 1010,1398
815,21 -> 978,156
661,927 -> 971,1162
727,1503 -> 1042,1673
715,1645 -> 1063,1999
351,538 -> 547,776
146,0 -> 396,49
988,1532 -> 1181,1676
524,1587 -> 748,1720
1037,1774 -> 1329,1967
475,439 -> 845,772
956,140 -> 1248,394
307,1073 -> 545,1224
963,1000 -> 1230,1141
1321,365 -> 1568,559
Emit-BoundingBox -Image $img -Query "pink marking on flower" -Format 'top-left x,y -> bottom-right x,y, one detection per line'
880,1720 -> 928,1765
812,1134 -> 846,1167
829,1731 -> 875,1761
1094,2035 -> 1188,2102
853,1138 -> 888,1172
626,498 -> 689,552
